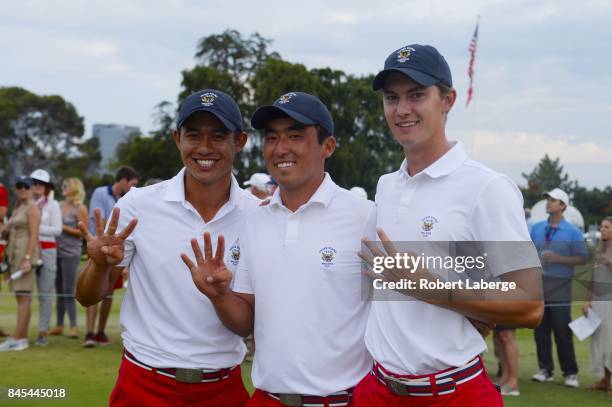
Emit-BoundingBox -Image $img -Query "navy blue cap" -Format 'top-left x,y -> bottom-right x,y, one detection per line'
176,89 -> 243,132
372,44 -> 452,90
251,92 -> 334,135
14,176 -> 32,187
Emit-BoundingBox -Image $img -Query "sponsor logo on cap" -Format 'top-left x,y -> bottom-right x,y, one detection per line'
319,246 -> 337,269
397,46 -> 416,63
421,215 -> 438,238
278,92 -> 297,104
200,92 -> 218,106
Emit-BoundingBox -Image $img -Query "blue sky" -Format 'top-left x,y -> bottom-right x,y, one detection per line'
2,0 -> 610,188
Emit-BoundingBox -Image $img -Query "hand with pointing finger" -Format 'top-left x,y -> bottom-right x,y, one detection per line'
181,232 -> 233,300
78,207 -> 138,267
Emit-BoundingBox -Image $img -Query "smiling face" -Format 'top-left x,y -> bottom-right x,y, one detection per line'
382,72 -> 455,153
173,111 -> 246,187
263,117 -> 335,194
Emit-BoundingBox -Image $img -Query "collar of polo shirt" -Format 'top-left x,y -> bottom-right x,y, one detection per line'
399,141 -> 468,180
267,173 -> 335,210
163,167 -> 244,212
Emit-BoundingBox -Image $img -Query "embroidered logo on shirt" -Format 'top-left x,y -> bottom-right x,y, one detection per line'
319,246 -> 337,269
229,243 -> 240,266
421,216 -> 438,238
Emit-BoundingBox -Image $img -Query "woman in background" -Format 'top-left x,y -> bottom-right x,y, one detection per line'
49,178 -> 88,339
584,216 -> 612,396
30,169 -> 62,346
0,176 -> 40,351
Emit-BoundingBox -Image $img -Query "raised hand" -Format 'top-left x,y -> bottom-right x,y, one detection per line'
181,232 -> 233,300
78,207 -> 137,267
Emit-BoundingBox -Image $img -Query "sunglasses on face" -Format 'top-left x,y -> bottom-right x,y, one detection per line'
15,183 -> 30,190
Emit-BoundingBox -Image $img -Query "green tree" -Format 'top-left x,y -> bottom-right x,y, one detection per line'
113,101 -> 181,183
521,155 -> 576,207
0,86 -> 92,189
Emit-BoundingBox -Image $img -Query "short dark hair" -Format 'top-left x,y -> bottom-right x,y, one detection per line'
316,126 -> 331,144
436,83 -> 452,97
115,166 -> 139,182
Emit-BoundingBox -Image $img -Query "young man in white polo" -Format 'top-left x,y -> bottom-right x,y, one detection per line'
76,89 -> 257,406
351,44 -> 545,405
182,92 -> 375,406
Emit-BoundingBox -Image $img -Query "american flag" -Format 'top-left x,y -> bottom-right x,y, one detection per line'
466,19 -> 479,107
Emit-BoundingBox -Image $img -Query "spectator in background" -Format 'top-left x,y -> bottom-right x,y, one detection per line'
583,216 -> 612,395
30,169 -> 62,347
531,188 -> 588,388
84,166 -> 139,347
525,208 -> 534,234
49,178 -> 88,339
244,172 -> 271,199
0,181 -> 9,337
0,176 -> 41,351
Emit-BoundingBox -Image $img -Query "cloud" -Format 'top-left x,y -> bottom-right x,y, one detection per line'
458,130 -> 612,164
64,39 -> 119,58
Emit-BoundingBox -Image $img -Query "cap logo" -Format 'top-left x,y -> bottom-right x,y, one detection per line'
397,46 -> 416,63
278,92 -> 297,104
200,92 -> 218,106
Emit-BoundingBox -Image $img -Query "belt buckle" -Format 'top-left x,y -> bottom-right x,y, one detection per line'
278,393 -> 303,407
174,368 -> 203,384
386,377 -> 412,396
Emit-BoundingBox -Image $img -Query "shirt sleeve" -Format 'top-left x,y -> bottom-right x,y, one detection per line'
88,188 -> 104,235
471,175 -> 541,276
0,185 -> 8,208
113,191 -> 137,268
232,231 -> 254,295
39,200 -> 63,236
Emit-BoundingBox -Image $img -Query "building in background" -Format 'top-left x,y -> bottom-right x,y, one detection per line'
93,124 -> 139,173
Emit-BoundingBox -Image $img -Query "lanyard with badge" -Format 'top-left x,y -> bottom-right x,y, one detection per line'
544,224 -> 558,250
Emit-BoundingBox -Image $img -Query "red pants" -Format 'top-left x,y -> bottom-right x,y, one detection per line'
248,389 -> 355,407
352,371 -> 503,406
109,357 -> 250,406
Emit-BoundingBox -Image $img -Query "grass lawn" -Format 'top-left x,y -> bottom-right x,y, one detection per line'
0,286 -> 609,406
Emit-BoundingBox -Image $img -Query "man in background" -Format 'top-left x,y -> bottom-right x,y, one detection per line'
83,166 -> 139,347
531,188 -> 588,388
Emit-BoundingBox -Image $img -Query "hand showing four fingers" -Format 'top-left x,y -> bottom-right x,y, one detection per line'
181,232 -> 233,300
78,207 -> 137,267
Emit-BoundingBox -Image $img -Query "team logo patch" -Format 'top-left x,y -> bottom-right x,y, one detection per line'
421,215 -> 438,238
229,243 -> 240,266
319,246 -> 337,269
200,92 -> 218,106
397,46 -> 416,63
278,92 -> 297,104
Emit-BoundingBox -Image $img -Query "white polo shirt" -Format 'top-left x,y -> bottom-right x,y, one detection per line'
114,168 -> 259,369
233,174 -> 376,395
365,141 -> 539,375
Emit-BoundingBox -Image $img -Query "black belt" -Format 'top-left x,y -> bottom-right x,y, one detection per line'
123,349 -> 237,384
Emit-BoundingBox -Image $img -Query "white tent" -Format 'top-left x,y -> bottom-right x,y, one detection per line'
530,199 -> 585,231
